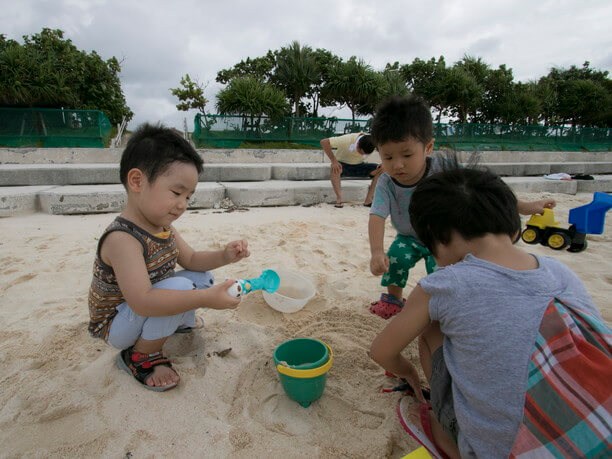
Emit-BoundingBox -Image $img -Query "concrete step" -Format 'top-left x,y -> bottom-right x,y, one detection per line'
1,148 -> 610,165
2,177 -> 610,216
2,162 -> 612,186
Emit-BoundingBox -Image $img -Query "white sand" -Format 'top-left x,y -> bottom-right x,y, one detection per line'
0,192 -> 610,457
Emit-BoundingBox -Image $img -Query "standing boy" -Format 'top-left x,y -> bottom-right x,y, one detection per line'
320,132 -> 382,207
368,96 -> 555,318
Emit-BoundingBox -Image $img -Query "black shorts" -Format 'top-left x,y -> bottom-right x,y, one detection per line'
430,347 -> 459,442
339,161 -> 379,178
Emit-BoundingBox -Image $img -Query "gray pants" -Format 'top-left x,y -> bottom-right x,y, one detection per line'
107,270 -> 214,350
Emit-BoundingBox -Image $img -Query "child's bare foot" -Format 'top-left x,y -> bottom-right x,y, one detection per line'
146,364 -> 180,388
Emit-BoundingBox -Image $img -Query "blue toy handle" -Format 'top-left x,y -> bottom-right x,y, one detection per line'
568,192 -> 612,234
227,269 -> 280,297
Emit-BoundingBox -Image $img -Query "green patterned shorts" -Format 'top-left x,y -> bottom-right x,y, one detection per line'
381,234 -> 436,288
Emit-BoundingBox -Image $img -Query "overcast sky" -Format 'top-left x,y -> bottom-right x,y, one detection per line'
4,0 -> 611,129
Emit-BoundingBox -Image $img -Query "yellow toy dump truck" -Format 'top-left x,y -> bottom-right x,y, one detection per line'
521,192 -> 612,252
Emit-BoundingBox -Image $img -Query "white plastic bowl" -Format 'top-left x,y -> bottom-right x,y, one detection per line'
262,268 -> 316,313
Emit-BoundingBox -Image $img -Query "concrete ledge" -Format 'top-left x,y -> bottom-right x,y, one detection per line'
0,163 -> 120,185
461,151 -> 612,163
38,184 -> 127,214
272,163 -> 330,180
0,186 -> 56,216
502,177 -> 577,194
3,161 -> 612,186
37,183 -> 225,215
575,176 -> 612,193
222,180 -> 368,206
202,163 -> 271,181
3,148 -> 609,165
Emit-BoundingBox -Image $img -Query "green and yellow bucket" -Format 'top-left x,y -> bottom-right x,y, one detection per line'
273,338 -> 333,407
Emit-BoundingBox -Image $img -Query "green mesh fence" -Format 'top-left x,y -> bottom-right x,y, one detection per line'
193,114 -> 370,148
0,108 -> 112,148
193,114 -> 611,151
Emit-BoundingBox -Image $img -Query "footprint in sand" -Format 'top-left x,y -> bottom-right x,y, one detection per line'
2,273 -> 37,291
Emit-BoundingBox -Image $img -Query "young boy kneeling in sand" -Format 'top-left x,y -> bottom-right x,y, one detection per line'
88,124 -> 249,391
370,163 -> 609,457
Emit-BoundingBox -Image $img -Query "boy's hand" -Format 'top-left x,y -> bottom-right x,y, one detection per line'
396,363 -> 426,404
204,280 -> 241,309
370,252 -> 389,276
331,161 -> 342,175
223,240 -> 250,264
522,198 -> 556,215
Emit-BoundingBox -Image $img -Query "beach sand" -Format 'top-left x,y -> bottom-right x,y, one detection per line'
1,191 -> 610,458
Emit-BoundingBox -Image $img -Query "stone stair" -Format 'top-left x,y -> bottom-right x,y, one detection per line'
1,148 -> 611,216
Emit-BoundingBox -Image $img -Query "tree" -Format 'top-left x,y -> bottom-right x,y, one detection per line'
308,48 -> 342,117
273,41 -> 318,118
322,57 -> 381,119
170,74 -> 208,114
216,76 -> 289,129
540,62 -> 611,127
216,51 -> 277,85
444,67 -> 483,123
401,57 -> 450,122
0,28 -> 132,124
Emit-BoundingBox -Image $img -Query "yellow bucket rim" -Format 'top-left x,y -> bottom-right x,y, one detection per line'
276,342 -> 333,378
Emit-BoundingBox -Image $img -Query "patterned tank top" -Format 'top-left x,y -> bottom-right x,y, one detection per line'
87,217 -> 179,339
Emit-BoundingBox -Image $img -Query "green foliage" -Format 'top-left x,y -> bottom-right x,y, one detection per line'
203,43 -> 611,128
170,74 -> 208,114
216,51 -> 277,85
322,57 -> 381,119
0,28 -> 132,124
273,41 -> 318,117
216,76 -> 289,124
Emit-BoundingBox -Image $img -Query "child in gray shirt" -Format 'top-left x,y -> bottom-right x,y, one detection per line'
369,161 -> 606,458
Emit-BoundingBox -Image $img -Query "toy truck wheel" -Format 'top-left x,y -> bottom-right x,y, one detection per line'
547,232 -> 570,250
568,239 -> 588,252
521,227 -> 540,244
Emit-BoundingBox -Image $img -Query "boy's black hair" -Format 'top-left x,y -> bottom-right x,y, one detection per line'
370,95 -> 433,146
119,123 -> 203,186
358,134 -> 375,154
409,154 -> 521,255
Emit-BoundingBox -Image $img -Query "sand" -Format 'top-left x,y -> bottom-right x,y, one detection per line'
0,191 -> 610,458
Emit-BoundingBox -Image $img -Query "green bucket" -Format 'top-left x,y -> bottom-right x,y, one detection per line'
273,338 -> 333,408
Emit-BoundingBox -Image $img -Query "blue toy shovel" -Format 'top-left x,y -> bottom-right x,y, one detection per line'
227,269 -> 280,297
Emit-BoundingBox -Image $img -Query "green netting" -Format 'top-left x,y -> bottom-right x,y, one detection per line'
193,114 -> 611,151
193,114 -> 370,148
0,108 -> 112,148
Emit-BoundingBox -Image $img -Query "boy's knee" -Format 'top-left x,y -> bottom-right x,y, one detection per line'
156,276 -> 196,291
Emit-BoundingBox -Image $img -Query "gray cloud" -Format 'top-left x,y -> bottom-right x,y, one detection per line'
4,0 -> 611,128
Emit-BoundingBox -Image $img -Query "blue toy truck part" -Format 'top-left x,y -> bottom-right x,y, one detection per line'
568,192 -> 612,235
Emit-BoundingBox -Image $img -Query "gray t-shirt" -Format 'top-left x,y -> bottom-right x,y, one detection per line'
419,254 -> 599,458
369,156 -> 445,239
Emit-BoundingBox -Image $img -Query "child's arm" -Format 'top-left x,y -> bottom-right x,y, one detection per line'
369,214 -> 389,275
102,231 -> 240,316
517,198 -> 556,215
174,229 -> 250,272
370,285 -> 432,403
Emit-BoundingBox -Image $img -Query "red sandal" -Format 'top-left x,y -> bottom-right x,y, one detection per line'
369,293 -> 405,319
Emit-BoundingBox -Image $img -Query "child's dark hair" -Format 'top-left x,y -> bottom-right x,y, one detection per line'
119,123 -> 203,186
409,155 -> 521,255
358,134 -> 375,154
370,95 -> 433,146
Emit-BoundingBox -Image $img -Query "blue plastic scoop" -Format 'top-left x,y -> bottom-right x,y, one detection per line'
228,269 -> 280,297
